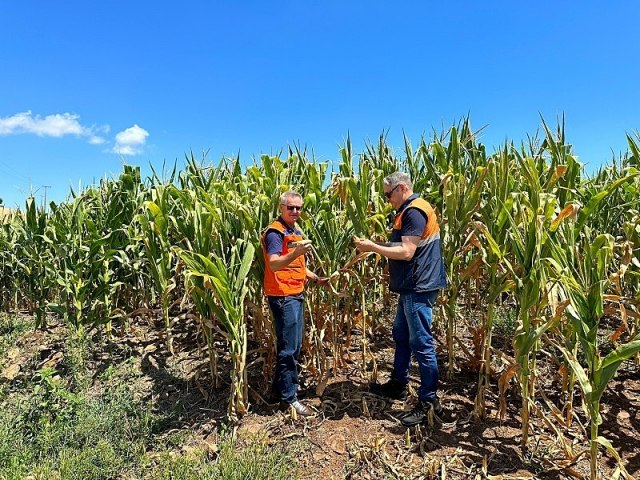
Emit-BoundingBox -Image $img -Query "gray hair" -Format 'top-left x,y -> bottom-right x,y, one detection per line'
279,190 -> 302,205
383,172 -> 413,190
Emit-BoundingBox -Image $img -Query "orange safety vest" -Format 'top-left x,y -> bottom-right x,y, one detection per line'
392,197 -> 440,238
261,220 -> 307,296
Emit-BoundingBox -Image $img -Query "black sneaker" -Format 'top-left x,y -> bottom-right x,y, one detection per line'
369,379 -> 407,400
401,398 -> 442,427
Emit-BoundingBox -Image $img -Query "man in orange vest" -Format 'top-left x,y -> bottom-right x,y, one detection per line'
262,190 -> 327,416
355,172 -> 447,427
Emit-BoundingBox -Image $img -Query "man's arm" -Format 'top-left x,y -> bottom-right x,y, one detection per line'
305,267 -> 329,285
355,207 -> 426,260
265,229 -> 312,272
267,243 -> 313,271
354,235 -> 419,261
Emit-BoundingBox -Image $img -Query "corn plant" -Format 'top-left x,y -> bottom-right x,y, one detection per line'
503,149 -> 560,447
424,124 -> 486,378
14,198 -> 55,328
551,230 -> 640,480
179,238 -> 255,419
343,148 -> 391,373
136,184 -> 177,353
0,216 -> 22,312
47,193 -> 109,328
472,146 -> 517,417
88,167 -> 144,335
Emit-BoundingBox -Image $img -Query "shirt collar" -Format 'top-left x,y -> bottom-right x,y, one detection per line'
277,216 -> 296,232
396,193 -> 419,214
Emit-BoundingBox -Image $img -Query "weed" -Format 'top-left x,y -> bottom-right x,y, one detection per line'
0,313 -> 32,358
212,437 -> 295,480
62,326 -> 91,390
0,374 -> 154,480
493,305 -> 517,338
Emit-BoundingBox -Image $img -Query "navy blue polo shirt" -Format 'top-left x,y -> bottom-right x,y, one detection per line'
264,217 -> 301,254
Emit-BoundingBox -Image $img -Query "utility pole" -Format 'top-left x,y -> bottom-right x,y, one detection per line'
42,185 -> 51,211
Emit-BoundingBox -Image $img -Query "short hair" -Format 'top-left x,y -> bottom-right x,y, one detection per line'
279,190 -> 302,205
383,172 -> 413,190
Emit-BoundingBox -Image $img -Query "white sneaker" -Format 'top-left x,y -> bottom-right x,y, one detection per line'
289,400 -> 313,417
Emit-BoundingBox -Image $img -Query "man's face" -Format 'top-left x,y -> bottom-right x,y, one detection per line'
383,183 -> 404,209
279,196 -> 303,225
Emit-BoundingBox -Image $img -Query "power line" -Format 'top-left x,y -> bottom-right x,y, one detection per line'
0,159 -> 29,182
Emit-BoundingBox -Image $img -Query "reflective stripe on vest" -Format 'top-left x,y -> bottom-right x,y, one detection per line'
261,220 -> 307,296
387,232 -> 441,248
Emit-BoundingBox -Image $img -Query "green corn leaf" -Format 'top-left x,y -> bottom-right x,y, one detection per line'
234,242 -> 255,291
560,349 -> 593,402
593,336 -> 640,400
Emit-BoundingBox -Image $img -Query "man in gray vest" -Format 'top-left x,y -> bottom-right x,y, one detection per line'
355,172 -> 447,427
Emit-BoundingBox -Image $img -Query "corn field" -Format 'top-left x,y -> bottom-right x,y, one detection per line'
1,118 -> 640,479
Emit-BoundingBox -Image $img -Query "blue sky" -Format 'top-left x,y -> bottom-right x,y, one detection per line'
1,1 -> 639,208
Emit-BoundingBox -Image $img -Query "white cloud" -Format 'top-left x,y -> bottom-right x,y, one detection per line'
0,111 -> 107,144
113,124 -> 149,155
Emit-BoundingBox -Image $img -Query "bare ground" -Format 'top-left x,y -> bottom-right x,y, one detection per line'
2,313 -> 639,480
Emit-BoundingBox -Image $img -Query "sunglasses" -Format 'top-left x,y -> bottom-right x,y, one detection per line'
285,205 -> 303,211
384,184 -> 401,199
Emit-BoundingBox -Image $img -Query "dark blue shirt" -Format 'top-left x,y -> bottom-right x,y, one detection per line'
265,217 -> 300,255
399,206 -> 427,237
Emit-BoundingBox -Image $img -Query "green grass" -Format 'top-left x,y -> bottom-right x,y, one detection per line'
493,305 -> 517,338
0,376 -> 296,480
141,439 -> 296,480
0,313 -> 32,358
0,317 -> 296,480
212,438 -> 295,480
0,371 -> 154,480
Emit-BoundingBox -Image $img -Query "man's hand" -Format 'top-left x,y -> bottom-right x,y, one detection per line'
268,240 -> 313,272
308,272 -> 330,286
290,239 -> 313,257
353,236 -> 376,253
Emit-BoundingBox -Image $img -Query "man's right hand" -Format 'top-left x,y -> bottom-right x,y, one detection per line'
353,237 -> 376,253
291,239 -> 313,256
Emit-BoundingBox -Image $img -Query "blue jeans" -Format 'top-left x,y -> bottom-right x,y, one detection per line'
268,296 -> 304,404
390,291 -> 439,402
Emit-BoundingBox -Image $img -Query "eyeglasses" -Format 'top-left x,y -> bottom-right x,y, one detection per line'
384,184 -> 401,199
285,205 -> 303,211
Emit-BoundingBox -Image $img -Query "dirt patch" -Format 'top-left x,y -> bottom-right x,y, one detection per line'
2,313 -> 639,479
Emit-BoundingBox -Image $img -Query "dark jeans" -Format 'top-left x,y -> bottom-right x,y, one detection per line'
268,295 -> 304,404
390,290 -> 439,402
